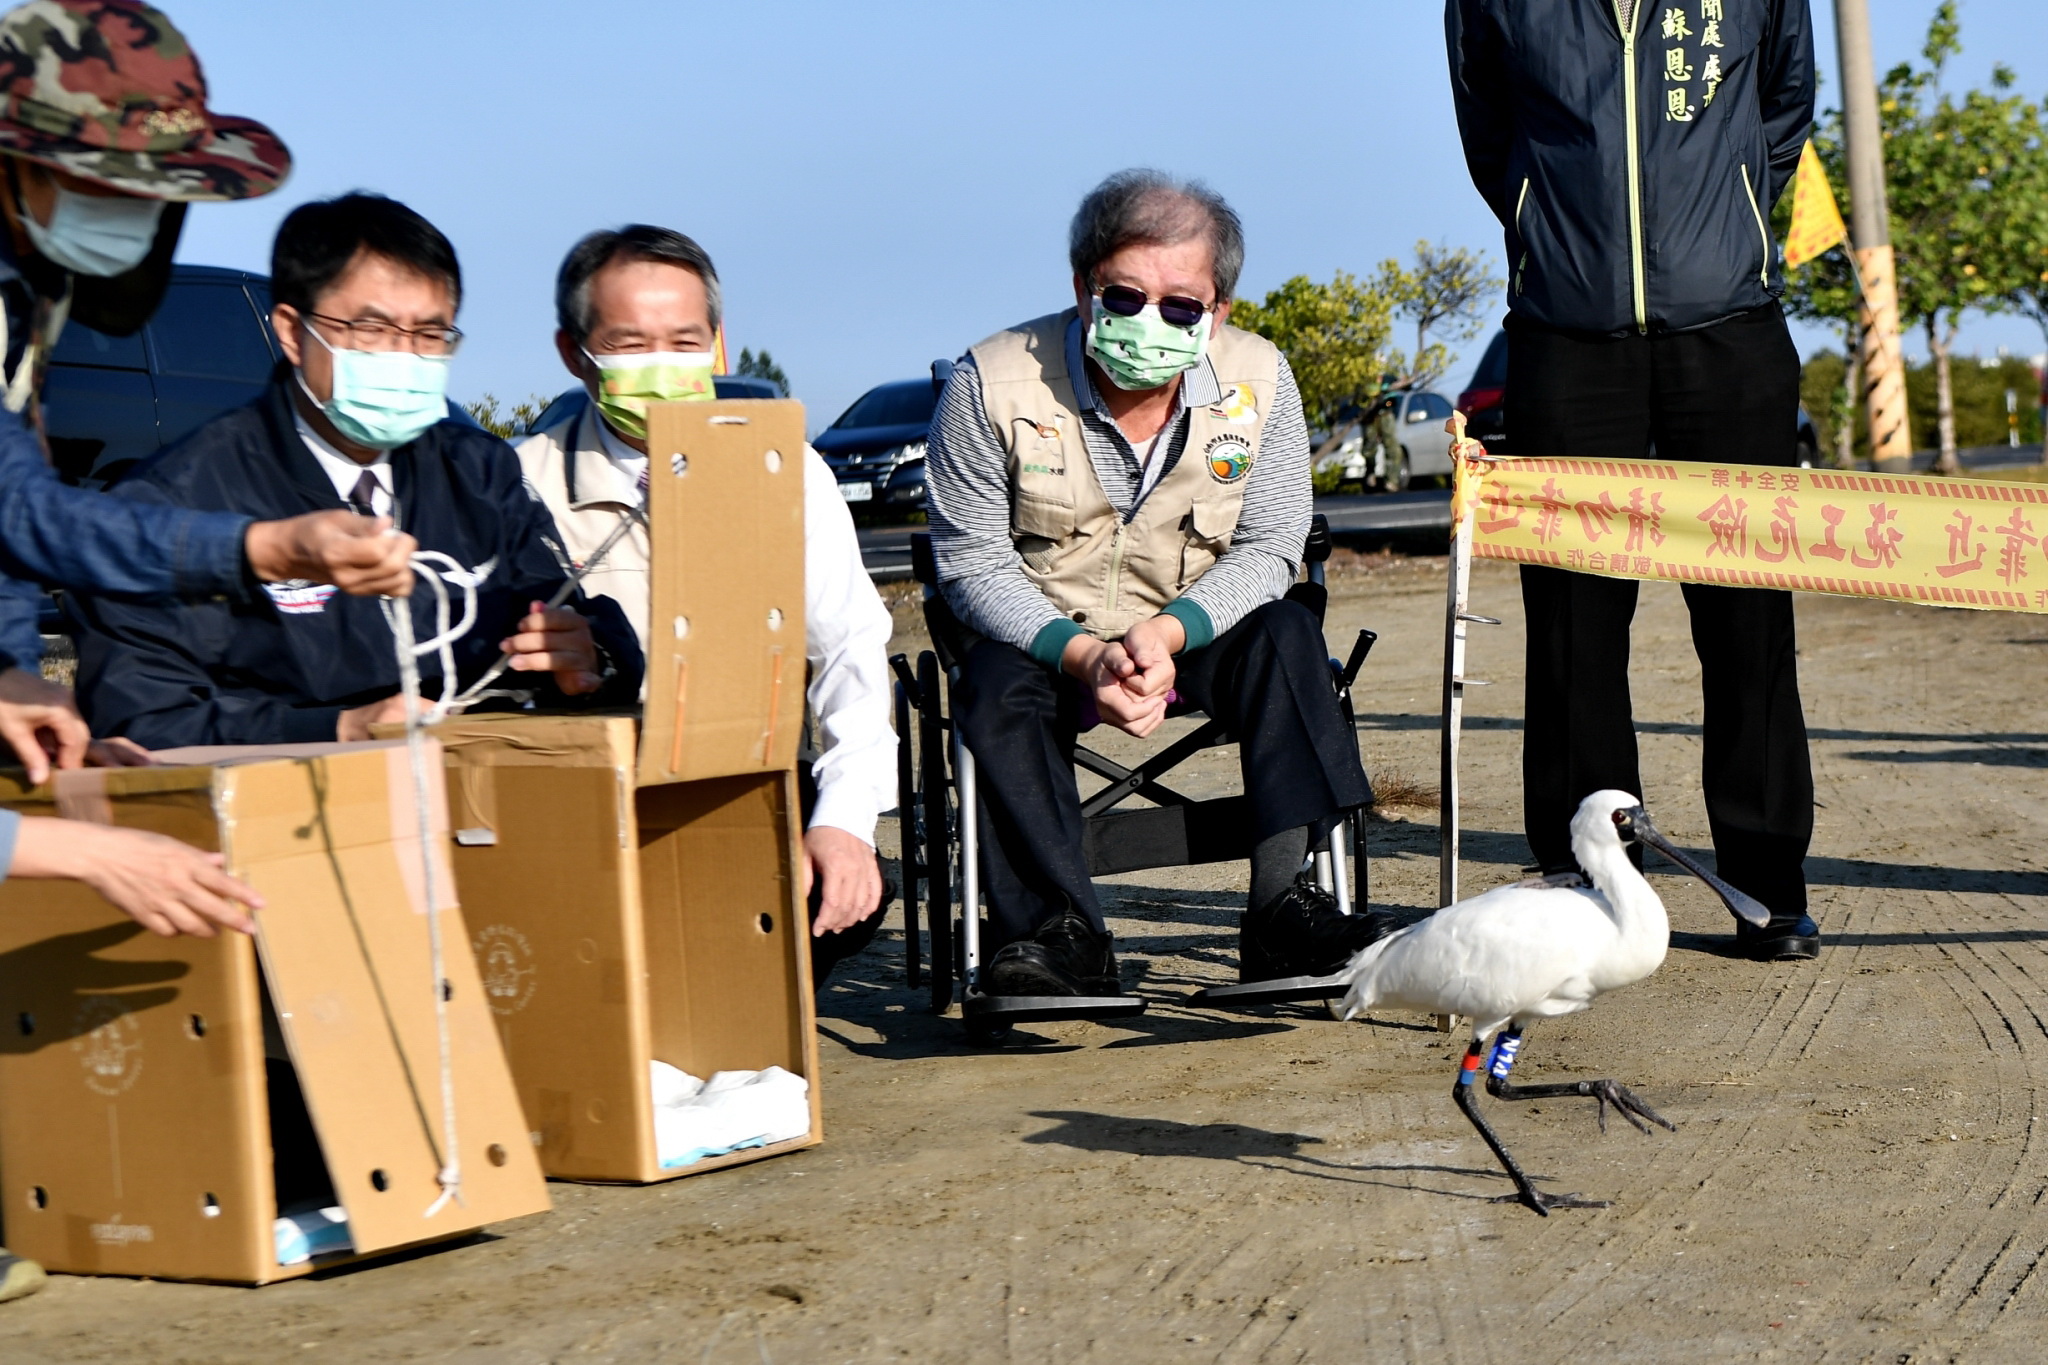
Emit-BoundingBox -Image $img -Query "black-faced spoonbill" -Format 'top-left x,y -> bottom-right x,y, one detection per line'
1336,789 -> 1773,1214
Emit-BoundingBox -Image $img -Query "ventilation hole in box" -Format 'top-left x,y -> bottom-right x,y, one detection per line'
758,913 -> 774,934
486,1144 -> 508,1168
200,1192 -> 221,1218
16,1012 -> 32,1036
186,1013 -> 206,1039
369,1169 -> 390,1193
764,448 -> 783,474
28,1185 -> 46,1210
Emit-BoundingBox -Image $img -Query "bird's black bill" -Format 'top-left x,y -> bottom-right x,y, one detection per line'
1632,816 -> 1773,927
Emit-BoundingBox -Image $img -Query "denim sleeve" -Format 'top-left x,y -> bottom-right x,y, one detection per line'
0,574 -> 44,669
0,407 -> 254,600
0,807 -> 17,881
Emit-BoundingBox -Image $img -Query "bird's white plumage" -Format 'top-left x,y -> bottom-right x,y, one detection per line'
1337,790 -> 1670,1039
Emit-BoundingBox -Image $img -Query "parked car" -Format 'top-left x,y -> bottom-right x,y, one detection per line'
1454,329 -> 1509,452
45,264 -> 281,488
1313,389 -> 1460,492
812,377 -> 937,514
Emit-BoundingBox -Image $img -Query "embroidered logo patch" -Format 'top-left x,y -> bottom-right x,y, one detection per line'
1206,435 -> 1254,484
1209,382 -> 1259,424
263,580 -> 338,615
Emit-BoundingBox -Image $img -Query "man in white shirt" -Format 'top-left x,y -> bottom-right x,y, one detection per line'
516,226 -> 897,978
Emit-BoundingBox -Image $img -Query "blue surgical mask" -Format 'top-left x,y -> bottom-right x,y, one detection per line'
20,184 -> 165,277
299,326 -> 451,450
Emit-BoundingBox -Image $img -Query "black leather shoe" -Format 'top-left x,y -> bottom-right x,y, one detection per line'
986,910 -> 1121,997
1733,913 -> 1821,961
1241,875 -> 1401,982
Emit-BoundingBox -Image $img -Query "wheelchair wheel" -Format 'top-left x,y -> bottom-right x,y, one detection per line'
964,1015 -> 1014,1047
915,651 -> 955,1014
894,667 -> 921,989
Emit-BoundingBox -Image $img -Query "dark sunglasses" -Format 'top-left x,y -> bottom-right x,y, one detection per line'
1097,283 -> 1211,329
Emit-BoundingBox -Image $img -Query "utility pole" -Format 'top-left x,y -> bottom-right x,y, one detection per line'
1835,0 -> 1912,471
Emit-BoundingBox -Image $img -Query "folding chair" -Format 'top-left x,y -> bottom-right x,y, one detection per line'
890,514 -> 1378,1044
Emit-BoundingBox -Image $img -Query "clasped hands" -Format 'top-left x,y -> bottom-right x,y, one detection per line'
1060,613 -> 1186,739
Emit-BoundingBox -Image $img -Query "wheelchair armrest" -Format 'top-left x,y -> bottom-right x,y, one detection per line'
910,531 -> 937,587
1303,513 -> 1332,565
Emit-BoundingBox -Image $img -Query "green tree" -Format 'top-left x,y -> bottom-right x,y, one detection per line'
1382,240 -> 1502,388
464,392 -> 554,440
1877,4 -> 2044,472
1231,270 -> 1398,448
736,347 -> 790,395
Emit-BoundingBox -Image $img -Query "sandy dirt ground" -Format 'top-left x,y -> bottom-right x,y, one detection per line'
6,553 -> 2048,1363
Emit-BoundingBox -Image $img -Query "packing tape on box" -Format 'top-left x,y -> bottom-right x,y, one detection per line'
52,768 -> 111,825
383,744 -> 458,917
1456,452 -> 2048,613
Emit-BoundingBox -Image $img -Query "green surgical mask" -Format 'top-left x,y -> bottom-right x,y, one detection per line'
1084,297 -> 1209,392
585,349 -> 717,439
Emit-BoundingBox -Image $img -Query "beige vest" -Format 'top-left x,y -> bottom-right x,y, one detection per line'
969,309 -> 1280,638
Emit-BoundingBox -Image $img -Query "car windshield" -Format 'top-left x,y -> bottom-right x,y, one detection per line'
831,381 -> 935,430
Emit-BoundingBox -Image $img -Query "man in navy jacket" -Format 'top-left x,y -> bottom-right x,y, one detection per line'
1448,0 -> 1821,960
75,194 -> 641,747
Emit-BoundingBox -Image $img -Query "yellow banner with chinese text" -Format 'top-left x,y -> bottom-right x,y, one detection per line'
1463,456 -> 2048,613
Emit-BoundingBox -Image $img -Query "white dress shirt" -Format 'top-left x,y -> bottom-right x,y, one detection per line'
295,407 -> 393,517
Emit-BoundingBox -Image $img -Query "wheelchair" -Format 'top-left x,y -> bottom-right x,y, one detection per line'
889,514 -> 1378,1044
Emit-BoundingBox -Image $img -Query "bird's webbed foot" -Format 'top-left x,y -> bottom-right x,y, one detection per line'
1585,1079 -> 1676,1136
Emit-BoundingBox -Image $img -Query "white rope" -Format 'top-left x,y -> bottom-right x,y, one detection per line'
375,518 -> 640,1214
380,554 -> 477,1218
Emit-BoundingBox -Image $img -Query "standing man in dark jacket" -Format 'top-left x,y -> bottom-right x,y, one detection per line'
1448,0 -> 1822,960
75,194 -> 642,747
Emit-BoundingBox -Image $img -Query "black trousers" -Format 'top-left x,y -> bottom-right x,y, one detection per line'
952,598 -> 1373,951
1506,304 -> 1814,916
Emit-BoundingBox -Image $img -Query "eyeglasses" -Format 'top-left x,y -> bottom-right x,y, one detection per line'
1096,283 -> 1211,329
304,311 -> 464,356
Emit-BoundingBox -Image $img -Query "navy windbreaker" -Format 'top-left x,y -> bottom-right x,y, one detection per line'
1447,0 -> 1815,335
75,376 -> 643,747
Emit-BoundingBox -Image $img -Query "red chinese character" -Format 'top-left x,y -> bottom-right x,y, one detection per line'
1994,507 -> 2038,587
1711,469 -> 1731,488
1632,555 -> 1651,573
1752,496 -> 1804,564
1532,478 -> 1568,544
1809,504 -> 1848,561
1624,488 -> 1666,551
1781,473 -> 1801,493
1757,471 -> 1778,491
1575,490 -> 1619,542
1588,551 -> 1608,572
1477,479 -> 1524,532
1935,511 -> 1986,579
1849,502 -> 1902,569
1565,548 -> 1586,569
1698,494 -> 1749,558
1736,470 -> 1754,489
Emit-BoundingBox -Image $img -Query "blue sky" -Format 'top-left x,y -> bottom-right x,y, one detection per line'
168,0 -> 2045,432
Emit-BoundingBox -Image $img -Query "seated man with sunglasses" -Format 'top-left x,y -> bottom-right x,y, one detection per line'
926,168 -> 1396,1000
72,193 -> 641,747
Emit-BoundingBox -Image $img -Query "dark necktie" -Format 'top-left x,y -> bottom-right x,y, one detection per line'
347,469 -> 380,518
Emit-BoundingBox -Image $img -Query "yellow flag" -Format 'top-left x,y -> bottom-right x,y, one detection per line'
1783,140 -> 1847,269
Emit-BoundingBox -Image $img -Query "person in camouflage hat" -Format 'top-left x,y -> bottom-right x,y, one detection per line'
0,0 -> 289,203
0,7 -> 405,1308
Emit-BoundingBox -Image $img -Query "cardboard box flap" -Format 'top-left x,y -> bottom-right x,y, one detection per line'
222,749 -> 548,1256
375,714 -> 637,848
641,399 -> 807,787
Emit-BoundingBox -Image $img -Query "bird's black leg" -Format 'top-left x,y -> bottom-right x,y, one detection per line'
1451,1039 -> 1606,1215
1482,1028 -> 1676,1136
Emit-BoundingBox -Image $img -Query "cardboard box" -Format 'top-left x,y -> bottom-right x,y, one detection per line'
384,399 -> 821,1184
422,714 -> 819,1182
0,741 -> 550,1283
